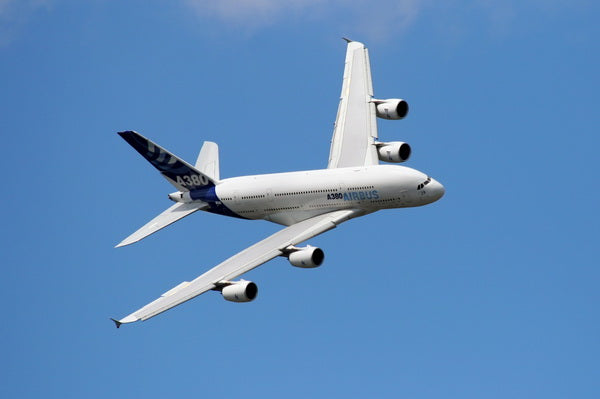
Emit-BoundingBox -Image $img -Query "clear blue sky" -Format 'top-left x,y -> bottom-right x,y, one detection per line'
1,1 -> 598,398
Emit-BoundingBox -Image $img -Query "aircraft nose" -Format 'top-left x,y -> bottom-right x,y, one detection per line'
429,178 -> 445,201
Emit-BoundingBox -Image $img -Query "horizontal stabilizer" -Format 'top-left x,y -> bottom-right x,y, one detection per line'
116,202 -> 206,248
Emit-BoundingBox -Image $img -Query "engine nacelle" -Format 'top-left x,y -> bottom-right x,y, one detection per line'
376,142 -> 411,163
221,280 -> 258,303
374,98 -> 409,120
288,246 -> 325,268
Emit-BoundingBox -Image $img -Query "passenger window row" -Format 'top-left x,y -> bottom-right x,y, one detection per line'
372,198 -> 396,203
275,189 -> 337,197
346,185 -> 374,191
264,206 -> 301,211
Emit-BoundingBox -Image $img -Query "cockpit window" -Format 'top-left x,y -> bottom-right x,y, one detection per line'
417,176 -> 431,190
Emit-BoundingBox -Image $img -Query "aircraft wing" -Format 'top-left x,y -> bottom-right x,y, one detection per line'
112,209 -> 361,327
328,40 -> 379,169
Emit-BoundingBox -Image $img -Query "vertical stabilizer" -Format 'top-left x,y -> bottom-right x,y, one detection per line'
195,141 -> 220,181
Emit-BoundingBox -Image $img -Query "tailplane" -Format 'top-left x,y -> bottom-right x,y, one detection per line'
116,202 -> 206,247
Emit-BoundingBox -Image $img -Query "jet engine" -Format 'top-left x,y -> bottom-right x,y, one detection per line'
373,99 -> 409,120
376,142 -> 411,163
288,246 -> 325,268
221,280 -> 258,302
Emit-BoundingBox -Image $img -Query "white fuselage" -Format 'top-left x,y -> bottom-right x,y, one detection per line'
213,164 -> 444,226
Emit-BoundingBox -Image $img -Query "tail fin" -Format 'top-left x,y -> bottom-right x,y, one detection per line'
118,131 -> 216,191
195,141 -> 220,181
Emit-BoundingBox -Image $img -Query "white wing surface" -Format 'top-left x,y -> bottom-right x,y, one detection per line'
328,40 -> 379,169
116,202 -> 206,248
112,209 -> 361,326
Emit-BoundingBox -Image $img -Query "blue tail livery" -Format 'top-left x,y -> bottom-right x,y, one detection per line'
118,131 -> 216,191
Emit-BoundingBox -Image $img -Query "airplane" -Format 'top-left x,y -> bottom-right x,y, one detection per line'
111,39 -> 445,328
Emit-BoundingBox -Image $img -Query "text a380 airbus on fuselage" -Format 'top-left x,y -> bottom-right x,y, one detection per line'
111,39 -> 445,327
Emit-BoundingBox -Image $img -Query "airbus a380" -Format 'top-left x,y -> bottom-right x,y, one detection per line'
111,39 -> 444,327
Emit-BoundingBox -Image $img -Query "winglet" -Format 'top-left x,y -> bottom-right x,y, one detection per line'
342,37 -> 353,43
110,318 -> 123,329
110,314 -> 139,328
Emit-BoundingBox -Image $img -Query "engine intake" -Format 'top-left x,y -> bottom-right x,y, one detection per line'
221,280 -> 258,303
374,99 -> 409,120
288,246 -> 325,268
376,142 -> 411,163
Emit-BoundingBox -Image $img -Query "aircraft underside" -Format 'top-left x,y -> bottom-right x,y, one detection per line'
111,39 -> 444,327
